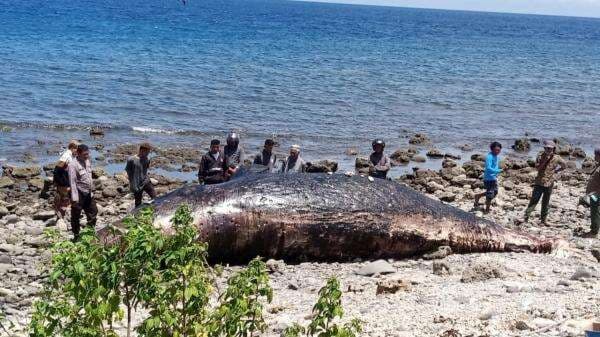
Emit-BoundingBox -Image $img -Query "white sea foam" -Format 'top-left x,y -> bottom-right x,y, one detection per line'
132,126 -> 175,135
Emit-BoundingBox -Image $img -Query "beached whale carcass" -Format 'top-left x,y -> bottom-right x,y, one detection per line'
135,172 -> 554,263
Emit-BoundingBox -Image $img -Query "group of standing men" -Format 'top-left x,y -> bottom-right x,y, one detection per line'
197,132 -> 308,184
473,140 -> 600,238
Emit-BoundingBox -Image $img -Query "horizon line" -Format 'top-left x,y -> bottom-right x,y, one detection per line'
291,0 -> 600,20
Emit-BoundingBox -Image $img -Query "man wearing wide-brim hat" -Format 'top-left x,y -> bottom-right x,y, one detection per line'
524,140 -> 567,225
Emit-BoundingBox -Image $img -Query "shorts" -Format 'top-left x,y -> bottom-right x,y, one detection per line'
484,180 -> 498,200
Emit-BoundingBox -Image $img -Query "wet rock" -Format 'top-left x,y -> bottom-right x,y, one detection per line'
442,159 -> 457,168
470,154 -> 485,162
10,166 -> 41,179
355,157 -> 371,174
555,142 -> 573,156
440,167 -> 465,181
90,127 -> 105,136
426,148 -> 444,158
355,260 -> 395,276
0,176 -> 14,189
28,177 -> 44,191
461,261 -> 505,282
423,246 -> 452,260
306,160 -> 338,173
444,153 -> 461,160
390,150 -> 411,165
572,147 -> 586,158
408,133 -> 430,145
462,161 -> 484,179
512,138 -> 531,152
375,277 -> 410,295
92,168 -> 107,179
411,155 -> 426,163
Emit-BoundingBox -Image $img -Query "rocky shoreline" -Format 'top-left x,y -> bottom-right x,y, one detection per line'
0,134 -> 599,337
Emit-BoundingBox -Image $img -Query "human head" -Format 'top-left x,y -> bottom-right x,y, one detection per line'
289,144 -> 300,159
210,139 -> 220,154
543,140 -> 556,154
226,132 -> 239,147
77,144 -> 90,161
68,140 -> 79,154
595,147 -> 600,162
139,142 -> 152,158
372,139 -> 385,154
264,139 -> 275,153
490,141 -> 502,156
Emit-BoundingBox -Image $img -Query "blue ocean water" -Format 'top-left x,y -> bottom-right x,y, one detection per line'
1,0 -> 599,167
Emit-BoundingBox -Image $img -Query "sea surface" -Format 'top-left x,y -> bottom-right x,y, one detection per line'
1,0 -> 599,172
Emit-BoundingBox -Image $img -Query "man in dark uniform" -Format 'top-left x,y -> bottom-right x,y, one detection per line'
369,139 -> 391,179
253,139 -> 277,172
223,132 -> 245,179
198,139 -> 226,185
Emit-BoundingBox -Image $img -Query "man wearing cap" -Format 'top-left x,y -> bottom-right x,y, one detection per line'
198,139 -> 226,185
281,145 -> 306,174
582,147 -> 600,237
223,132 -> 245,179
253,139 -> 277,172
69,144 -> 97,240
125,142 -> 156,207
524,140 -> 566,225
369,139 -> 391,179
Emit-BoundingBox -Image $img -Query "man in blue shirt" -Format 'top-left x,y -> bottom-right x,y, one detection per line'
474,142 -> 503,213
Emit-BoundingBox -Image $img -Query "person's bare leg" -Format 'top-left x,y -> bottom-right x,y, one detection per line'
484,199 -> 492,213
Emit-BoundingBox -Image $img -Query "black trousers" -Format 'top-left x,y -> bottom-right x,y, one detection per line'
134,182 -> 156,207
71,190 -> 98,237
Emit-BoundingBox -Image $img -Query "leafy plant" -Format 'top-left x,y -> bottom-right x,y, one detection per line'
284,278 -> 362,337
29,205 -> 359,337
209,258 -> 273,337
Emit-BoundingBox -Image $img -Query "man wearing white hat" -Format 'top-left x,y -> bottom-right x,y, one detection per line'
281,144 -> 306,174
524,139 -> 566,225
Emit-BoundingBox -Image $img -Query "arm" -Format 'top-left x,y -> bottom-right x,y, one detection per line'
486,155 -> 502,174
198,157 -> 206,182
69,162 -> 79,203
253,153 -> 261,165
125,158 -> 133,179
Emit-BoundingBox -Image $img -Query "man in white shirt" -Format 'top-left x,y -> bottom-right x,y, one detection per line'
53,140 -> 79,218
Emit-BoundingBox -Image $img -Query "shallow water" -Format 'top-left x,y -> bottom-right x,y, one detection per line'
1,0 -> 599,170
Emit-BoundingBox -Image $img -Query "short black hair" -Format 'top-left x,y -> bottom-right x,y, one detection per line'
490,141 -> 502,150
77,144 -> 89,152
264,139 -> 275,146
139,142 -> 152,151
210,139 -> 220,146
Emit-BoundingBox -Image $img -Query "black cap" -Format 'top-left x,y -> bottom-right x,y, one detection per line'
210,139 -> 220,146
372,139 -> 385,148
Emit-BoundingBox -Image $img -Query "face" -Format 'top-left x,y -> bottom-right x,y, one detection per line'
210,144 -> 220,153
78,150 -> 90,161
492,146 -> 502,156
290,150 -> 299,158
265,144 -> 274,153
373,144 -> 384,153
70,147 -> 78,155
139,148 -> 150,158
